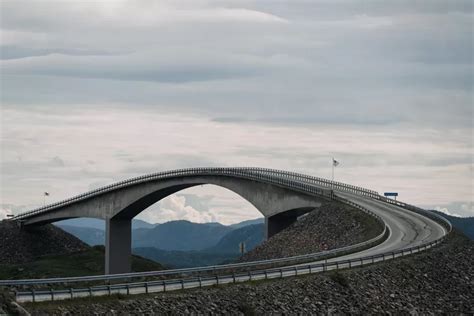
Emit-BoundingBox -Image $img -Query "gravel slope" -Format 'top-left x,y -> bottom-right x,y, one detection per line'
241,201 -> 383,262
23,231 -> 473,315
0,221 -> 88,265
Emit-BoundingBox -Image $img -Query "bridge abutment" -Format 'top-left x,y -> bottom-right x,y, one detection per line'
265,214 -> 298,240
265,207 -> 315,240
105,218 -> 132,274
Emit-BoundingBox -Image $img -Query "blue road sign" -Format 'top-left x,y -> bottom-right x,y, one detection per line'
384,192 -> 398,197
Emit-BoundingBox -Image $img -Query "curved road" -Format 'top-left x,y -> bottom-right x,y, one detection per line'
4,168 -> 450,302
305,192 -> 446,266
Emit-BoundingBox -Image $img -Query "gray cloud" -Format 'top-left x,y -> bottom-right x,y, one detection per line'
1,1 -> 472,221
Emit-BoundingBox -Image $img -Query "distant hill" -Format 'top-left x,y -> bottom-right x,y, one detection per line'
56,218 -> 156,230
0,220 -> 88,265
0,221 -> 163,279
133,224 -> 264,268
133,247 -> 238,268
57,225 -> 105,246
433,211 -> 474,240
56,217 -> 266,267
229,218 -> 264,229
207,224 -> 264,254
133,220 -> 233,251
0,245 -> 164,280
58,218 -> 266,251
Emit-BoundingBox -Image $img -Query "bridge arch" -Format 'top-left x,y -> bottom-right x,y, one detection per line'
20,174 -> 330,274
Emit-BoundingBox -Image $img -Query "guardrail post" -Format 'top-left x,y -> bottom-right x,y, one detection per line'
323,263 -> 326,272
232,273 -> 235,283
163,281 -> 166,292
181,279 -> 185,289
50,288 -> 54,301
264,271 -> 268,280
70,288 -> 73,299
248,271 -> 252,281
349,260 -> 352,268
89,287 -> 92,297
308,265 -> 312,274
199,276 -> 202,287
145,283 -> 148,294
32,290 -> 35,303
294,266 -> 298,276
280,269 -> 283,278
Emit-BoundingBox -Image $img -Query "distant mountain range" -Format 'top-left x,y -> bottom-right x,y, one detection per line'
433,211 -> 474,240
132,220 -> 234,251
56,217 -> 264,268
57,218 -> 156,230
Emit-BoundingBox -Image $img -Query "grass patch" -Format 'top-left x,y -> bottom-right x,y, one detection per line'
0,246 -> 163,280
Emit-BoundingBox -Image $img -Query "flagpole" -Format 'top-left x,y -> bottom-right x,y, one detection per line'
331,157 -> 334,189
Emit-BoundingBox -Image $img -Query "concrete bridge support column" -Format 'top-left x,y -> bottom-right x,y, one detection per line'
265,213 -> 298,240
105,218 -> 132,274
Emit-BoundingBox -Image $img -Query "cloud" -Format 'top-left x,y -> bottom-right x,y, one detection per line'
0,207 -> 11,220
426,201 -> 474,218
1,1 -> 472,222
138,194 -> 218,224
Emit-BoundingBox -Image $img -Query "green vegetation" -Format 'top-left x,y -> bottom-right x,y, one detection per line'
0,246 -> 163,279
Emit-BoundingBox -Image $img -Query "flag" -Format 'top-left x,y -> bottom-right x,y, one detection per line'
332,159 -> 340,167
44,192 -> 50,196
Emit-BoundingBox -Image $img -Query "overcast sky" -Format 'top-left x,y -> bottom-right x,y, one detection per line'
1,0 -> 473,223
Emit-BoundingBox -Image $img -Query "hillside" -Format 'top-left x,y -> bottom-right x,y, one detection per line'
433,211 -> 474,240
229,218 -> 264,229
56,218 -> 265,268
0,220 -> 88,265
207,223 -> 264,254
0,220 -> 163,279
133,248 -> 238,269
132,220 -> 234,251
0,246 -> 163,279
56,218 -> 156,230
133,224 -> 264,268
57,225 -> 105,246
23,232 -> 473,314
242,201 -> 383,261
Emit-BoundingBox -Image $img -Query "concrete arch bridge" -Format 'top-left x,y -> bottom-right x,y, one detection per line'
10,167 -> 449,275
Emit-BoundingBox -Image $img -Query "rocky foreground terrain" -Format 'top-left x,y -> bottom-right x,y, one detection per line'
242,201 -> 382,261
20,232 -> 473,314
0,221 -> 88,265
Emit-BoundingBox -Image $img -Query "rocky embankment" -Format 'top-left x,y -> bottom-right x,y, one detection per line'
241,201 -> 382,261
0,220 -> 88,265
24,231 -> 473,314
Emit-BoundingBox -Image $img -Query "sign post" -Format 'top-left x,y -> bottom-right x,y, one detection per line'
239,242 -> 246,256
384,192 -> 399,200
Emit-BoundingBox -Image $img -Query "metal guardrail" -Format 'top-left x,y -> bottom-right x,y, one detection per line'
11,167 -> 378,221
15,233 -> 447,303
3,167 -> 452,303
0,195 -> 388,286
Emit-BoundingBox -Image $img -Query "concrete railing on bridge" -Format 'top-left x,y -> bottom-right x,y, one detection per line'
11,167 -> 379,222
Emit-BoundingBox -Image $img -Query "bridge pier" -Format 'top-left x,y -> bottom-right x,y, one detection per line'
265,207 -> 316,240
105,218 -> 132,274
265,213 -> 298,240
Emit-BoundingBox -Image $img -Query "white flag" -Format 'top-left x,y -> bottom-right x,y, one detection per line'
333,159 -> 340,167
